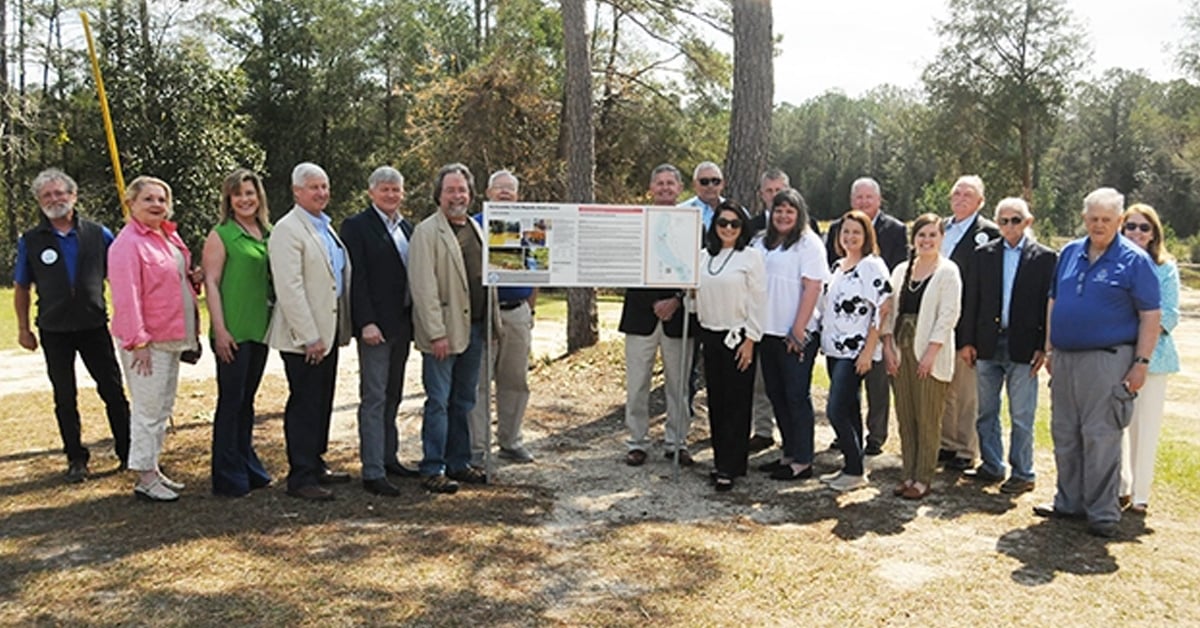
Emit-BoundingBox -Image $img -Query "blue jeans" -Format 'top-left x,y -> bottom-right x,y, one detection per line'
759,333 -> 818,464
826,357 -> 865,476
357,335 -> 411,481
419,322 -> 484,476
975,336 -> 1038,481
211,340 -> 271,496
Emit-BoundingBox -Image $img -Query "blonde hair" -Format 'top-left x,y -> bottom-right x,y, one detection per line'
219,168 -> 270,228
125,176 -> 173,221
1123,203 -> 1172,265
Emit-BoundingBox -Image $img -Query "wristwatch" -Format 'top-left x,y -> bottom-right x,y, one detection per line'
1133,356 -> 1151,365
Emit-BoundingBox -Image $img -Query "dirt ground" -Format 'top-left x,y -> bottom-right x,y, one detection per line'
1,292 -> 1198,624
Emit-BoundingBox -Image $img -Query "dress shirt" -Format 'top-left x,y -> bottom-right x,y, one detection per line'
941,212 -> 977,257
305,211 -> 345,297
1000,236 -> 1024,329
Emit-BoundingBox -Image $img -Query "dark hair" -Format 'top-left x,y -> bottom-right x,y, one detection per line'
704,200 -> 753,255
901,212 -> 946,291
834,209 -> 878,258
432,162 -> 475,204
764,188 -> 809,251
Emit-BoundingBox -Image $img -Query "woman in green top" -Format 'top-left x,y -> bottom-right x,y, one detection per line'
202,169 -> 273,497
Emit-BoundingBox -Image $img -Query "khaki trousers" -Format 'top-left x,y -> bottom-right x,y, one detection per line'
940,354 -> 979,460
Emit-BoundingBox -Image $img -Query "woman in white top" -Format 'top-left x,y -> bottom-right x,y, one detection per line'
696,201 -> 766,491
881,213 -> 962,500
754,188 -> 830,481
819,210 -> 892,492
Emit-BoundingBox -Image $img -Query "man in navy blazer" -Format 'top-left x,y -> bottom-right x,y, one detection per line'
340,166 -> 419,497
822,177 -> 907,455
939,175 -> 1001,471
959,198 -> 1056,494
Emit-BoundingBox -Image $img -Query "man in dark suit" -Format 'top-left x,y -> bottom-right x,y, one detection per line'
959,197 -> 1056,494
822,177 -> 906,455
339,166 -> 419,497
620,163 -> 693,467
748,168 -> 820,239
939,175 -> 1001,471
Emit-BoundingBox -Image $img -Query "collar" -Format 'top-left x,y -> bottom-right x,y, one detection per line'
372,204 -> 402,228
1003,235 -> 1026,252
128,217 -> 178,238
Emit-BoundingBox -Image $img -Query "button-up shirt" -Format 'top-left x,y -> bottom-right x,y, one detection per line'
305,210 -> 345,297
1000,236 -> 1024,329
373,205 -> 410,266
941,212 -> 977,258
681,195 -> 724,230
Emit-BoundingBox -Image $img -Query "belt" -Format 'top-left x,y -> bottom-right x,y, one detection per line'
499,300 -> 526,310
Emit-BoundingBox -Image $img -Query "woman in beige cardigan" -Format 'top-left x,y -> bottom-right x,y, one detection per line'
882,213 -> 962,500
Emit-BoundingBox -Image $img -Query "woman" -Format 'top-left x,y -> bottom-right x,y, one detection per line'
696,200 -> 766,491
881,213 -> 961,500
755,189 -> 828,481
1119,203 -> 1179,514
202,169 -> 273,497
819,210 -> 892,492
109,176 -> 200,502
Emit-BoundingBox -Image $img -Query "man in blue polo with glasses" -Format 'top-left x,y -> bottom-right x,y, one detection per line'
1037,187 -> 1160,538
682,161 -> 725,229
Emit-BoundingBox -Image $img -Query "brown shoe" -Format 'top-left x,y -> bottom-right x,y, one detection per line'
893,481 -> 911,496
287,484 -> 335,501
624,449 -> 647,467
747,435 -> 774,453
664,450 -> 694,467
421,474 -> 460,494
901,484 -> 930,500
999,477 -> 1035,494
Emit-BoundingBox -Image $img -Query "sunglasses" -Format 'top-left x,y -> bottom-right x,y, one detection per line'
715,218 -> 742,229
1123,222 -> 1152,233
698,177 -> 722,186
997,216 -> 1024,226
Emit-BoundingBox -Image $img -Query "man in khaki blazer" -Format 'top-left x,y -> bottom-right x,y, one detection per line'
409,163 -> 489,494
267,162 -> 353,501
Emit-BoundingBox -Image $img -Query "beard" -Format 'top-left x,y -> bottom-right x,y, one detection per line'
445,203 -> 469,220
41,202 -> 72,220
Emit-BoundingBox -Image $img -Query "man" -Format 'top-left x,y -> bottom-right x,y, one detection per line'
681,161 -> 725,229
410,163 -> 490,494
959,197 -> 1056,494
340,166 -> 420,497
1036,188 -> 1160,538
939,175 -> 1000,471
748,168 -> 821,239
266,162 -> 353,501
822,177 -> 907,455
619,164 -> 694,467
469,170 -> 536,466
13,168 -> 130,482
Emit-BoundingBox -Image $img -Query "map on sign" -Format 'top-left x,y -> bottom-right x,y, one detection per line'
482,202 -> 700,288
645,208 -> 699,286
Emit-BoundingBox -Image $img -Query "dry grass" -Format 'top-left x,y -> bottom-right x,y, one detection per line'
2,315 -> 1200,624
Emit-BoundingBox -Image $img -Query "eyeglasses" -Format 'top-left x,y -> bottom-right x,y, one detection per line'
997,216 -> 1024,226
715,218 -> 742,229
698,177 -> 722,186
1123,222 -> 1152,233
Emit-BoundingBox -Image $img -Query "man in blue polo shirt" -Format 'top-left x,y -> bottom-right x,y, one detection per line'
1036,187 -> 1160,538
13,169 -> 130,483
470,170 -> 536,465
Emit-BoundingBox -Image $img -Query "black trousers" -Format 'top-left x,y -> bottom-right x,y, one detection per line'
281,347 -> 338,491
700,327 -> 755,477
40,327 -> 130,465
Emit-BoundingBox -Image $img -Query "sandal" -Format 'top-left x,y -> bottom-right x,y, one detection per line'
893,480 -> 913,496
714,473 -> 734,492
624,449 -> 647,467
901,483 -> 930,500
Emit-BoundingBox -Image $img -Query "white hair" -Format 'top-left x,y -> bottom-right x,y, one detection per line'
850,177 -> 881,197
1082,187 -> 1124,216
488,169 -> 519,189
994,197 -> 1032,221
368,166 -> 403,188
693,161 -> 722,180
953,175 -> 985,200
292,162 -> 328,187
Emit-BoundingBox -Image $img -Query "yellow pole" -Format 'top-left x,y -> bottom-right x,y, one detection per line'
80,11 -> 127,218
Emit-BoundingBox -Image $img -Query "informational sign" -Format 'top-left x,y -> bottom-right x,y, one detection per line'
482,202 -> 701,288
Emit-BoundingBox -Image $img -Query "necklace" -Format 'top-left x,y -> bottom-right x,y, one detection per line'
708,248 -> 736,275
907,259 -> 933,292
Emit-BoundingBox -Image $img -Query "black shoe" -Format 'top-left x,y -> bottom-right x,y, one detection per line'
770,465 -> 813,481
362,477 -> 401,496
1088,522 -> 1119,538
287,485 -> 335,501
664,450 -> 694,467
385,463 -> 420,478
317,469 -> 352,485
999,477 -> 1036,494
946,457 -> 973,471
937,448 -> 956,462
747,435 -> 774,453
758,459 -> 785,472
864,443 -> 883,456
714,473 -> 734,492
827,439 -> 842,451
1032,503 -> 1084,520
65,460 -> 89,484
963,467 -> 1004,483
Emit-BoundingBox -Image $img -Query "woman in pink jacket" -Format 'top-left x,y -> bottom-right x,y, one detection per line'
109,176 -> 200,502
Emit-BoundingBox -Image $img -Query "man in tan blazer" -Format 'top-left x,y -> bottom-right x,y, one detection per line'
409,163 -> 489,494
267,162 -> 353,501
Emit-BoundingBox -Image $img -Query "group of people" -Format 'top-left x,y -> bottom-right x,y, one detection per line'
14,164 -> 535,502
617,164 -> 1177,538
14,161 -> 1180,536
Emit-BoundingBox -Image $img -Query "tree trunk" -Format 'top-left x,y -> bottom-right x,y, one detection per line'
725,0 -> 773,211
1,0 -> 14,255
561,0 -> 598,352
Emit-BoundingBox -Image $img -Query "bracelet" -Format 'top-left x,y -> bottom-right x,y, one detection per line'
133,342 -> 149,350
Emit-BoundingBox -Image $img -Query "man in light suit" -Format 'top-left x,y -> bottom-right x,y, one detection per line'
409,163 -> 490,494
340,166 -> 419,497
823,177 -> 907,455
267,162 -> 353,501
940,175 -> 1000,471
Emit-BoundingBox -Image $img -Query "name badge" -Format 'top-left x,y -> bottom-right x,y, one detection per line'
40,248 -> 58,265
974,232 -> 990,246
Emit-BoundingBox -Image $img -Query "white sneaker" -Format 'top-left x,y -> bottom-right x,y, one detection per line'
828,474 -> 868,493
158,470 -> 185,491
135,477 -> 180,502
819,470 -> 843,484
